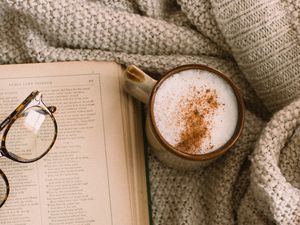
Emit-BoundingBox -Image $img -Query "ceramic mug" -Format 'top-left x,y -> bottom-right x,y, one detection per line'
123,64 -> 245,170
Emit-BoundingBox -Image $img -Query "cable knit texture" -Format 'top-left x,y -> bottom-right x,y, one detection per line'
0,0 -> 300,224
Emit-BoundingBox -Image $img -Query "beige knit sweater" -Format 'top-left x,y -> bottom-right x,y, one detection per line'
1,0 -> 300,224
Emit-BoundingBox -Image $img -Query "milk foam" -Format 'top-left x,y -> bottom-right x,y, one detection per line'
153,69 -> 239,154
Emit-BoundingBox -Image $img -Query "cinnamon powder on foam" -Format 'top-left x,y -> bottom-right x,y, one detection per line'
175,87 -> 222,154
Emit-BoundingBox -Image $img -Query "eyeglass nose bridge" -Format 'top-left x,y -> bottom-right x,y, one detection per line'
24,92 -> 45,110
23,92 -> 55,115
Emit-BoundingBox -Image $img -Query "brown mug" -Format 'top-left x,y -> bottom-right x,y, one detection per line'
123,64 -> 245,170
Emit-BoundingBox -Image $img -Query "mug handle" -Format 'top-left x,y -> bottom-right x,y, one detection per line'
124,65 -> 157,104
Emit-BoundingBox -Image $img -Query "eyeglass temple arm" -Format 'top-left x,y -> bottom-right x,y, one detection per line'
0,106 -> 56,132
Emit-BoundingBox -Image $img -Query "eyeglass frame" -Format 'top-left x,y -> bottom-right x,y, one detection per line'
0,90 -> 58,207
0,169 -> 9,208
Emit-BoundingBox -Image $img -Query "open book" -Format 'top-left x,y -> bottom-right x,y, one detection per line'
0,61 -> 150,225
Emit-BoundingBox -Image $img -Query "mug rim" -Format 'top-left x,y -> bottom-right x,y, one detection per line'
148,64 -> 245,161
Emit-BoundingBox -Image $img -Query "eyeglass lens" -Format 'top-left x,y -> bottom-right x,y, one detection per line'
5,106 -> 56,161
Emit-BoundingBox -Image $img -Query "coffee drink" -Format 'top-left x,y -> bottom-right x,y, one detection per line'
153,69 -> 239,155
124,64 -> 244,169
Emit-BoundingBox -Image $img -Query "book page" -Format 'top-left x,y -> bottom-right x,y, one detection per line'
0,62 -> 149,225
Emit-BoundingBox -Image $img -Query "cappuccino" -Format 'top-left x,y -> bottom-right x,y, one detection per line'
153,69 -> 239,155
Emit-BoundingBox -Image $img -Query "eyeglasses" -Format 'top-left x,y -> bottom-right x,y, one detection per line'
0,91 -> 58,208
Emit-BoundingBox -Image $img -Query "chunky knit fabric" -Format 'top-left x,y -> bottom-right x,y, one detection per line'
248,98 -> 300,225
0,0 -> 300,224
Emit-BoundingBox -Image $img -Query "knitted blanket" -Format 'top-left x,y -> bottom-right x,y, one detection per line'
1,0 -> 300,224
